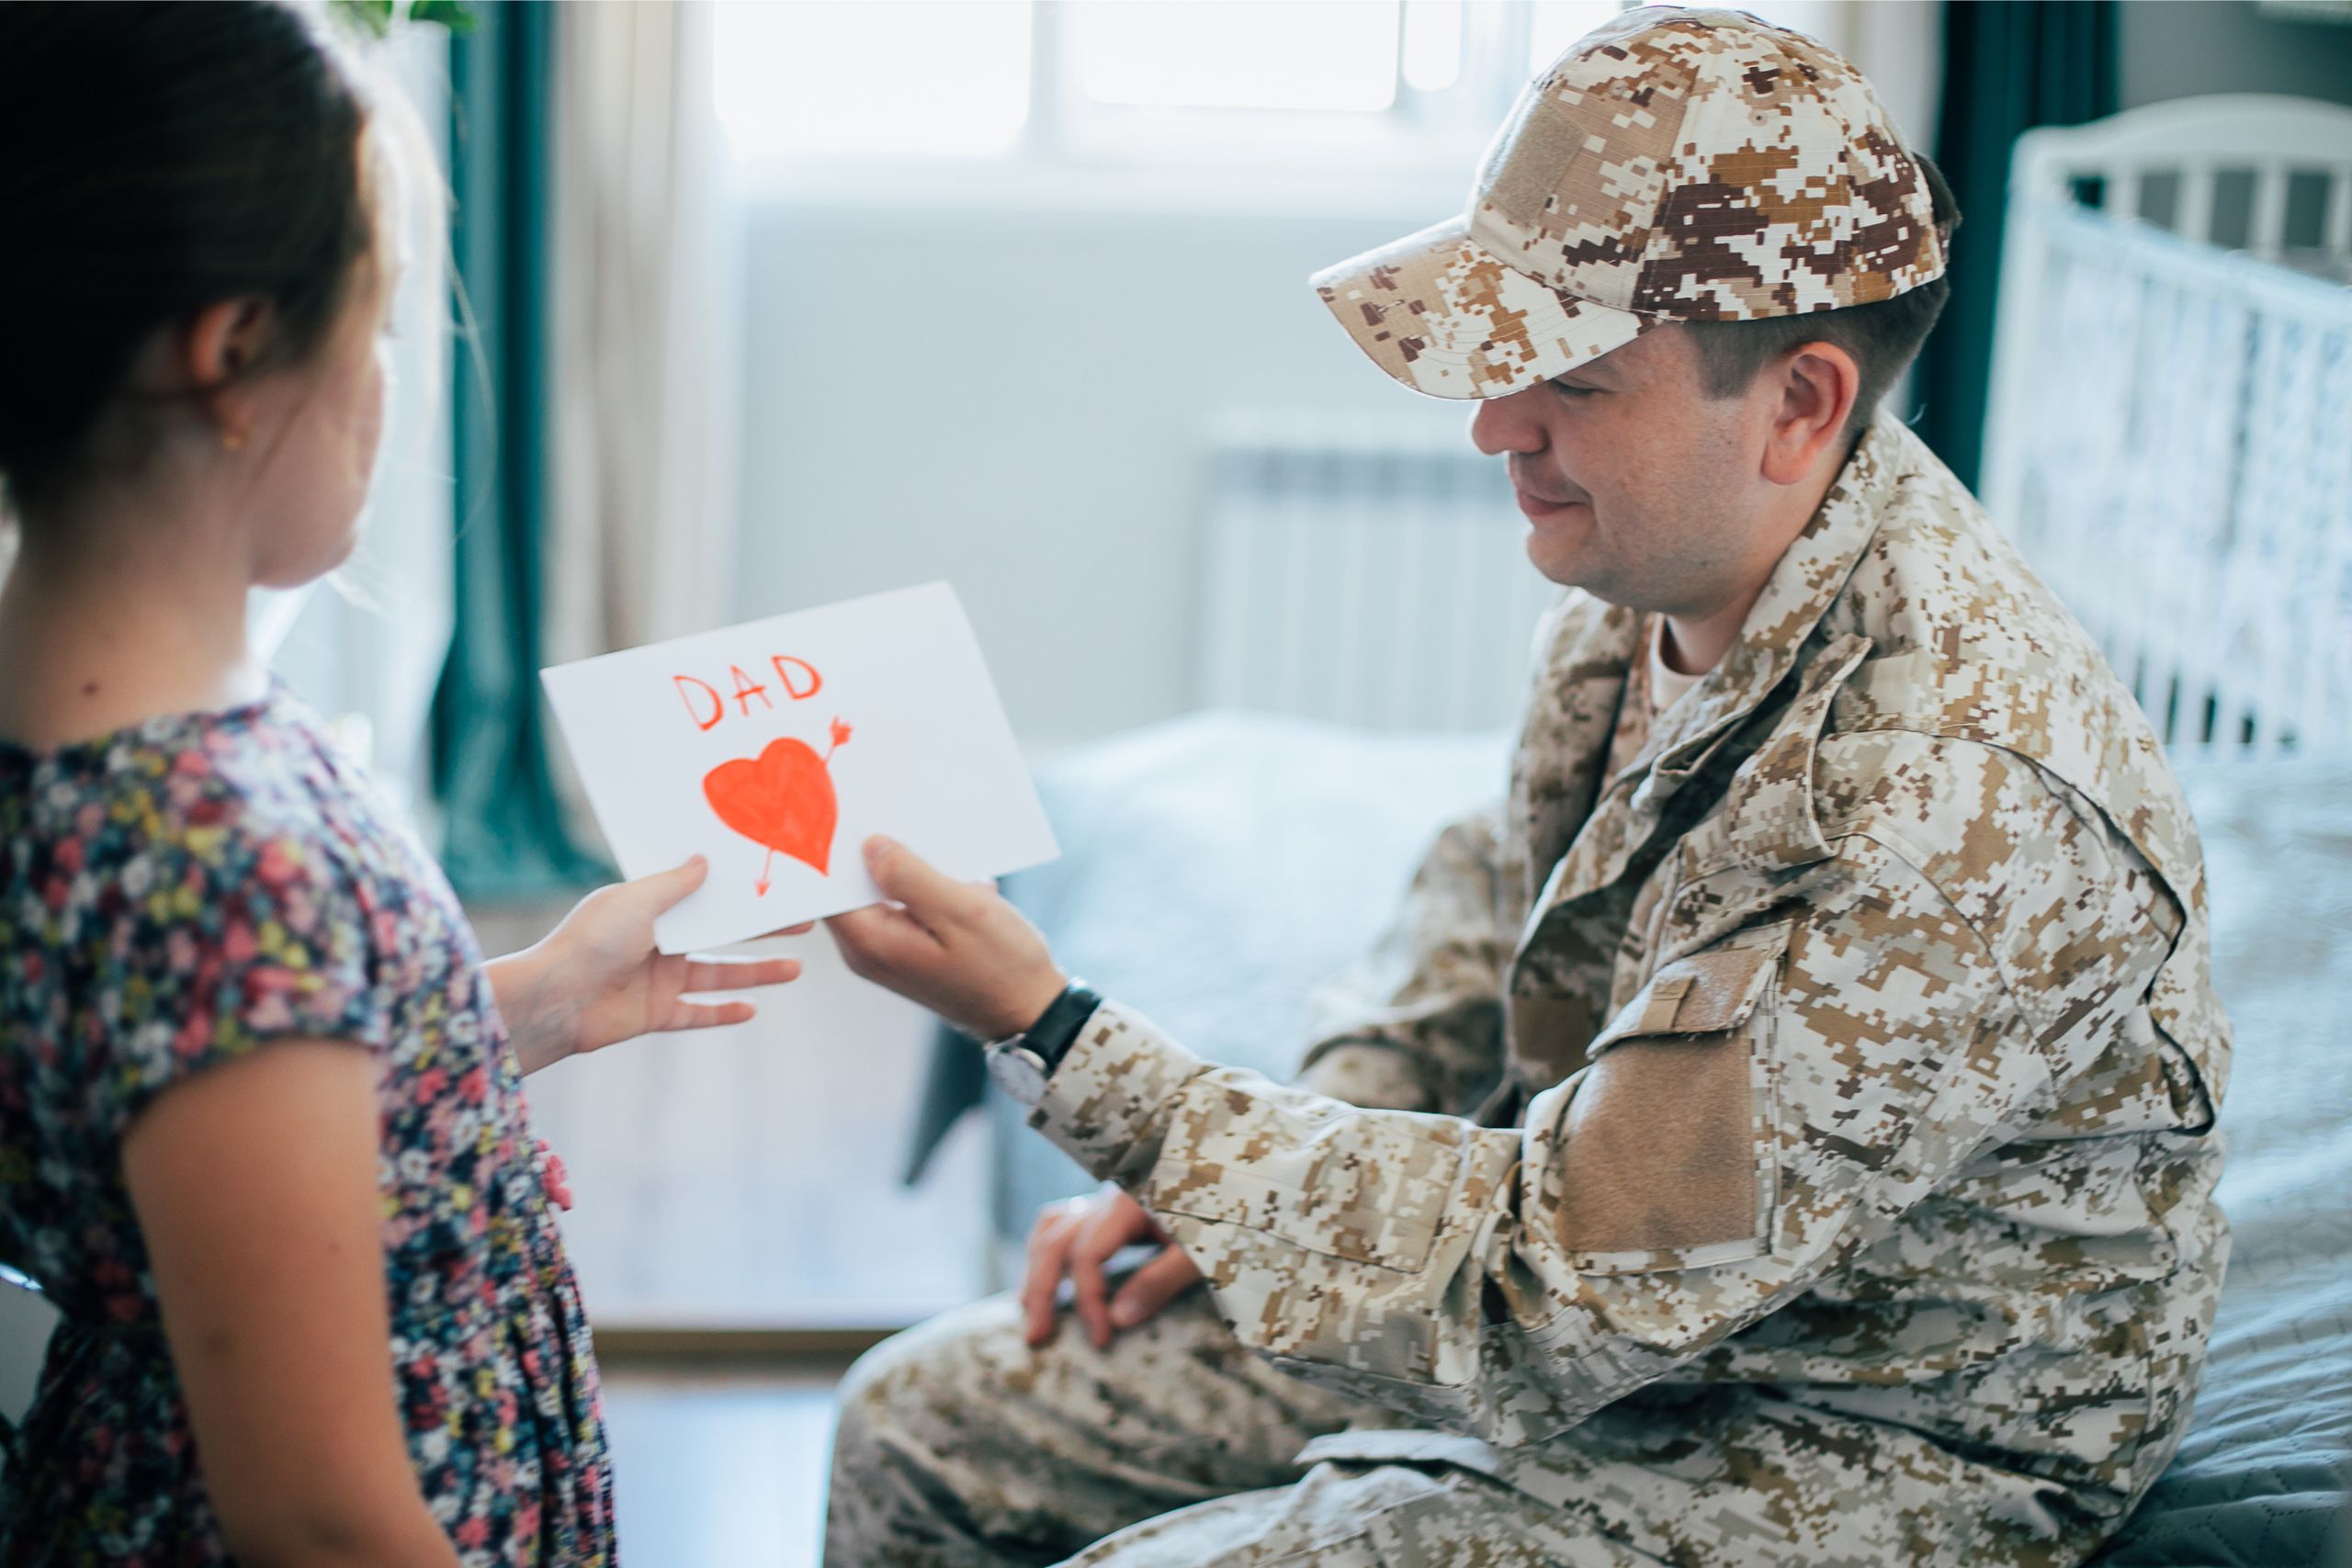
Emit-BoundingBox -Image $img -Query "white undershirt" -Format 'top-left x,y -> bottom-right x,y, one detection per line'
1648,615 -> 1709,715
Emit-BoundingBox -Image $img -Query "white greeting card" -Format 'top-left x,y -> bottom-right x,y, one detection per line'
540,582 -> 1058,954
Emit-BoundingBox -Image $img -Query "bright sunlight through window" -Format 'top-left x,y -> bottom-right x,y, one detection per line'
1068,1 -> 1403,114
1402,0 -> 1464,93
1527,0 -> 1626,70
711,0 -> 1668,170
715,1 -> 1034,159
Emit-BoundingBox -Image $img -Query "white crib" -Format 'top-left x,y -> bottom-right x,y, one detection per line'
1980,95 -> 2352,757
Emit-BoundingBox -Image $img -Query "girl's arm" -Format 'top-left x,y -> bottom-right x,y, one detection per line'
487,856 -> 804,1076
124,1040 -> 460,1568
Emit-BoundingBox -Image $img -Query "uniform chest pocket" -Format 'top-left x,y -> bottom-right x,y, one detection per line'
1552,924 -> 1792,1275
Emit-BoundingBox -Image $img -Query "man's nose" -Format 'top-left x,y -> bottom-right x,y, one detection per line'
1468,386 -> 1549,457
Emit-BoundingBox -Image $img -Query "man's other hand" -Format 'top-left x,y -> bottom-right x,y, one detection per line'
1022,1188 -> 1204,1350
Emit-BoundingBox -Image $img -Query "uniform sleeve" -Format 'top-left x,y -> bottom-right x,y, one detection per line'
1009,805 -> 2177,1448
1288,804 -> 1510,1115
96,820 -> 389,1136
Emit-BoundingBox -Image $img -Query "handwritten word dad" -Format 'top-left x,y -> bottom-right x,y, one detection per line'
673,657 -> 825,732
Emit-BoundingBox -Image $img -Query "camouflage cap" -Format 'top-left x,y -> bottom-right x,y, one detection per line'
1313,6 -> 1947,400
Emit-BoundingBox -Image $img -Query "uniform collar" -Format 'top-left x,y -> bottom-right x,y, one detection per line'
1515,412 -> 1908,942
1614,410 -> 1909,799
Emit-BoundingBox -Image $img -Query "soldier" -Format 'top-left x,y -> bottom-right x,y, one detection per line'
823,7 -> 2231,1565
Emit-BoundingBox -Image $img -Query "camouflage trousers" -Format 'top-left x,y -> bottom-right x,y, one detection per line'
822,1290 -> 2119,1567
820,1292 -> 1629,1568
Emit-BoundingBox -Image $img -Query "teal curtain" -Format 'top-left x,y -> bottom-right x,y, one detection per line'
1912,0 -> 2120,492
430,0 -> 603,896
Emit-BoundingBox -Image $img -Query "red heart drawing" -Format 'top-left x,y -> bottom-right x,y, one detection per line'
702,718 -> 853,891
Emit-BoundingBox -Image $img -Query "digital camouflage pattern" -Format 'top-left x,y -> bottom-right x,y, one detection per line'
828,1292 -> 1379,1566
824,412 -> 2231,1567
1313,6 -> 1948,399
828,1292 -> 1679,1566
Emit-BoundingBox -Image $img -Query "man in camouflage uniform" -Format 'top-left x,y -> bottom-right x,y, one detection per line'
822,8 -> 2231,1565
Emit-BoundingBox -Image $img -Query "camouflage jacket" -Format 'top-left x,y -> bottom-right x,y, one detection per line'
1000,413 -> 2231,1560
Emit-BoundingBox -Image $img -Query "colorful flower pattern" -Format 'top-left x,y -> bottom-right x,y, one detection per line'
0,686 -> 614,1563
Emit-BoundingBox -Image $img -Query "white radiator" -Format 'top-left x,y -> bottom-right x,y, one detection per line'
1194,410 -> 1559,734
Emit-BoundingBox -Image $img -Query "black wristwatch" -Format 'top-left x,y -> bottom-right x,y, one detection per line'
983,979 -> 1103,1101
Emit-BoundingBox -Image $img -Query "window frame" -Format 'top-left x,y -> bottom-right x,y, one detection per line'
718,0 -> 1616,218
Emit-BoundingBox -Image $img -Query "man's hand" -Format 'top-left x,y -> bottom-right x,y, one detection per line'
825,836 -> 1067,1042
1023,1188 -> 1204,1349
491,856 -> 808,1075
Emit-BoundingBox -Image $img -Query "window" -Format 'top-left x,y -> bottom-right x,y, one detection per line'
1526,0 -> 1626,71
714,0 -> 1634,175
713,1 -> 1881,213
1069,3 -> 1403,114
715,1 -> 1035,160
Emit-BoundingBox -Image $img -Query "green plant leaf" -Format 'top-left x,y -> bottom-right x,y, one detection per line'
408,0 -> 479,36
326,0 -> 477,40
331,0 -> 397,39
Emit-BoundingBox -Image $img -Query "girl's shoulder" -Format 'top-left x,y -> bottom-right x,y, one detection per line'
3,683 -> 431,1133
3,680 -> 388,877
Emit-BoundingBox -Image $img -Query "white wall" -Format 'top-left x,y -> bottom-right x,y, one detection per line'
2120,0 -> 2352,110
731,198 -> 1476,749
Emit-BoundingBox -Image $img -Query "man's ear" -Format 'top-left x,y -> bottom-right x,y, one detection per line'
1760,341 -> 1860,486
180,297 -> 277,437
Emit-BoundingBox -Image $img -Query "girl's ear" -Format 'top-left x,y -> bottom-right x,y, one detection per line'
181,297 -> 277,439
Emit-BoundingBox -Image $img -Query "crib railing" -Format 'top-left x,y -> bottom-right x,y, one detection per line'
1982,95 -> 2352,758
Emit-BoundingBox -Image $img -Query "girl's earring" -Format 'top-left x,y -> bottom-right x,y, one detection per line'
221,427 -> 247,453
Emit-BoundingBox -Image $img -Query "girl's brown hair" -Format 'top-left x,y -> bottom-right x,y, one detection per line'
0,1 -> 379,517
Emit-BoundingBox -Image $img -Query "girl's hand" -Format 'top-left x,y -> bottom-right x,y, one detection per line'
825,836 -> 1068,1042
492,857 -> 807,1075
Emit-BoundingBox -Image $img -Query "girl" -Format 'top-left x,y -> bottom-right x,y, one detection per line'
0,5 -> 799,1561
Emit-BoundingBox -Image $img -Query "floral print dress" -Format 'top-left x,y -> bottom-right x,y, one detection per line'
0,684 -> 614,1564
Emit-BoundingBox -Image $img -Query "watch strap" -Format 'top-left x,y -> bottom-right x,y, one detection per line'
1019,980 -> 1102,1076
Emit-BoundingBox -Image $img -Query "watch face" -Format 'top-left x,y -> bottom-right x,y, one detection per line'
986,1044 -> 1050,1105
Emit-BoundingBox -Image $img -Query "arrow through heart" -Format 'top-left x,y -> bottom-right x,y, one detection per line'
701,717 -> 854,893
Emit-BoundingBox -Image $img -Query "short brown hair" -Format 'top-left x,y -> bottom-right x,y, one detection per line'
1680,154 -> 1961,441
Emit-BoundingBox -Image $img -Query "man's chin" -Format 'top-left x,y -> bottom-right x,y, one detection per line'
1521,528 -> 1607,594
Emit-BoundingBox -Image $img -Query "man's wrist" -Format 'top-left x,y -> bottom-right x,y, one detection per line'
983,979 -> 1102,1103
1015,980 -> 1102,1066
983,970 -> 1076,1043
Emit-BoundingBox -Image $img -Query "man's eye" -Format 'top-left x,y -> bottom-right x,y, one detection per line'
1549,379 -> 1597,397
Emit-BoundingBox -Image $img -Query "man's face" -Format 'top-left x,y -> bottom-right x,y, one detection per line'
1470,325 -> 1772,617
